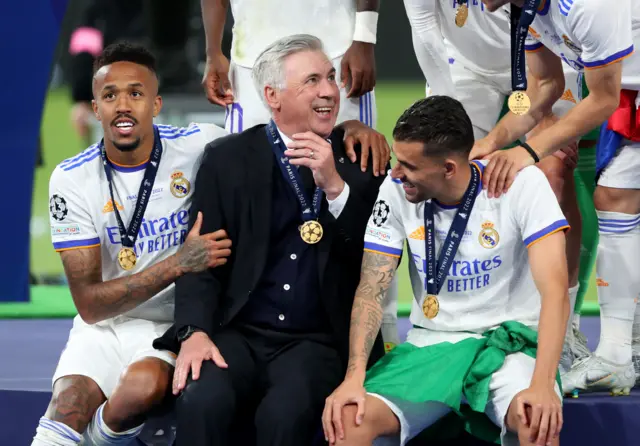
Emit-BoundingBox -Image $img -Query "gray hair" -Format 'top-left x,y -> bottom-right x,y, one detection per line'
252,34 -> 326,108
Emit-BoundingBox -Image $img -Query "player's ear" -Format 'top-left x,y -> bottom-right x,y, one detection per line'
443,159 -> 457,179
91,99 -> 101,121
264,86 -> 280,111
153,95 -> 163,118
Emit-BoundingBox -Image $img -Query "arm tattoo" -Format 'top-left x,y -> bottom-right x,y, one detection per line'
346,251 -> 398,377
61,247 -> 182,324
356,0 -> 379,12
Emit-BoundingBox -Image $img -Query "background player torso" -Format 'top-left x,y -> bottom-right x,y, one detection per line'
51,123 -> 226,323
528,0 -> 640,90
438,0 -> 511,75
229,0 -> 355,68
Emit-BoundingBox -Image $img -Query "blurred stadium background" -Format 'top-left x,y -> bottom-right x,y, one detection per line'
3,0 -> 599,318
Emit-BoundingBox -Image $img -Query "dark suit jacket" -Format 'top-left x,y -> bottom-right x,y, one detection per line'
155,124 -> 386,367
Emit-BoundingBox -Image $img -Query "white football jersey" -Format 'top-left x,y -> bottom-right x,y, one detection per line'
364,160 -> 568,334
525,0 -> 640,90
229,0 -> 355,67
48,123 -> 228,324
439,1 -> 512,75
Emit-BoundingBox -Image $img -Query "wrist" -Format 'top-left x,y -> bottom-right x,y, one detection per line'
324,177 -> 345,201
353,11 -> 378,44
345,365 -> 367,383
519,142 -> 540,163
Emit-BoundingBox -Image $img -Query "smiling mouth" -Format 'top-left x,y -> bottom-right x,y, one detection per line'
313,106 -> 333,117
112,119 -> 135,136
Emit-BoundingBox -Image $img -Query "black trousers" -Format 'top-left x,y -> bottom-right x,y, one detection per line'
175,324 -> 343,446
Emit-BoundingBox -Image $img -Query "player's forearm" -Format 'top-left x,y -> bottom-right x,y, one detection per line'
345,252 -> 398,381
404,0 -> 455,97
201,0 -> 228,57
525,94 -> 619,160
531,278 -> 570,388
71,254 -> 184,324
485,77 -> 563,152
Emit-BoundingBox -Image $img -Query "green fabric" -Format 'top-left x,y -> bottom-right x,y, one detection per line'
364,321 -> 561,444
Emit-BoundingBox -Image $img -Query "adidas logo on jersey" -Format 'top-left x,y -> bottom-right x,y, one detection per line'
560,89 -> 576,104
103,199 -> 124,213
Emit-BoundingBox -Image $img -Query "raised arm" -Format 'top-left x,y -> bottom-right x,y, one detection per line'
62,212 -> 230,325
200,0 -> 233,106
473,45 -> 565,158
403,0 -> 455,97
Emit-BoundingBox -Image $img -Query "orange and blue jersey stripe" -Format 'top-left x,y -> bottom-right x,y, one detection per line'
524,219 -> 570,248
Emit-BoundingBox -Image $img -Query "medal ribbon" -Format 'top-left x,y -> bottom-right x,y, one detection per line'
265,120 -> 323,221
100,125 -> 163,249
510,0 -> 541,93
424,164 -> 480,296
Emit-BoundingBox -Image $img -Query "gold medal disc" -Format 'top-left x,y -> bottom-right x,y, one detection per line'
508,91 -> 531,116
118,247 -> 137,270
422,294 -> 440,319
300,220 -> 323,244
455,4 -> 469,27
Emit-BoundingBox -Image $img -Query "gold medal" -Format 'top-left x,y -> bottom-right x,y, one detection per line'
455,4 -> 469,27
422,294 -> 439,319
508,91 -> 531,115
300,220 -> 323,244
117,247 -> 137,270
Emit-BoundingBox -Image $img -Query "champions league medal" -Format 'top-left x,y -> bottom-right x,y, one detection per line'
300,220 -> 323,244
508,0 -> 540,115
422,294 -> 440,320
100,126 -> 163,271
455,1 -> 469,27
265,120 -> 324,245
118,247 -> 137,270
508,91 -> 531,115
422,164 -> 480,320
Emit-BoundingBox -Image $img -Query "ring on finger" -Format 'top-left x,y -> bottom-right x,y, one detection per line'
309,150 -> 314,159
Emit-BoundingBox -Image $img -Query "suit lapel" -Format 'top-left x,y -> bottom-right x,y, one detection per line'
247,129 -> 273,287
316,132 -> 346,283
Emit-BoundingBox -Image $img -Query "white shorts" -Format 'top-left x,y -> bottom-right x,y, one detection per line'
369,330 -> 561,446
430,60 -> 582,140
52,315 -> 176,398
597,140 -> 640,189
225,55 -> 377,133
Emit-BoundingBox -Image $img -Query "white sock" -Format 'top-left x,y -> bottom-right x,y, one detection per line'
632,301 -> 640,354
84,402 -> 144,445
566,284 -> 580,341
31,417 -> 82,445
593,211 -> 640,365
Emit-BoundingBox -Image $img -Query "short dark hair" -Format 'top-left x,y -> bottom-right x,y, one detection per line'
93,41 -> 157,76
392,96 -> 474,157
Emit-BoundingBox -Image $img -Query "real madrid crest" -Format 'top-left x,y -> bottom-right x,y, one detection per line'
478,221 -> 499,249
170,171 -> 191,198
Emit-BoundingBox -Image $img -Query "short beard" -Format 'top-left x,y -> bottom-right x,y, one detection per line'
113,138 -> 141,152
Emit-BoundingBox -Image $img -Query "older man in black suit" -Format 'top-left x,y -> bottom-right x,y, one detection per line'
154,34 -> 389,445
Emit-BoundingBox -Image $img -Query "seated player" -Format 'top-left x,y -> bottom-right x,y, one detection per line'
403,0 -> 588,372
478,0 -> 640,395
323,96 -> 569,446
35,40 -> 390,446
33,41 -> 232,446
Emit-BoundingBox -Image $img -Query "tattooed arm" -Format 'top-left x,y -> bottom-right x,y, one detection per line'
322,250 -> 399,441
63,212 -> 231,325
346,251 -> 399,379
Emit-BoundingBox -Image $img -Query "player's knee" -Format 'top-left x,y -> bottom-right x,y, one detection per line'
335,404 -> 379,445
177,361 -> 235,418
46,375 -> 105,432
109,358 -> 172,419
